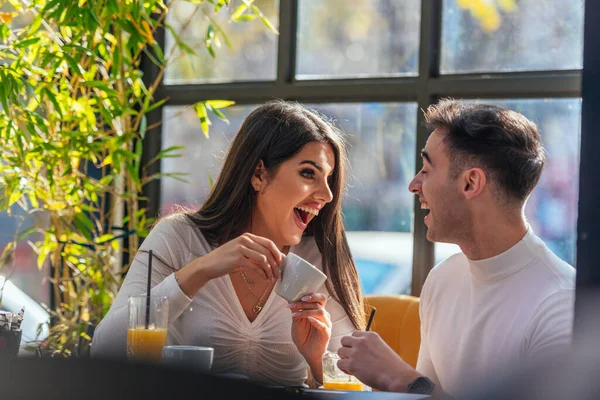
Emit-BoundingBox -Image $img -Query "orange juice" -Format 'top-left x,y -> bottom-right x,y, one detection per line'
127,327 -> 167,362
323,381 -> 364,391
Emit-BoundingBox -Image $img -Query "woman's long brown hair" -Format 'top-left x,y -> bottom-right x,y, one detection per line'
186,100 -> 365,329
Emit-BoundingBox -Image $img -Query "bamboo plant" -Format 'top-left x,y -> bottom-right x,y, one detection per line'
0,0 -> 276,357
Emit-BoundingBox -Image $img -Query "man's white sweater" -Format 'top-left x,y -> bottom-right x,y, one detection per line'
416,227 -> 575,397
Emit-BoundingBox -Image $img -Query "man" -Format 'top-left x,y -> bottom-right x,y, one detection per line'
337,99 -> 576,398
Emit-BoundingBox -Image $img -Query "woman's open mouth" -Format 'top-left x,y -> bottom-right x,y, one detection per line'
293,206 -> 318,230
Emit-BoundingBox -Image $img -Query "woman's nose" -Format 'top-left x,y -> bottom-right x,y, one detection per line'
318,180 -> 334,203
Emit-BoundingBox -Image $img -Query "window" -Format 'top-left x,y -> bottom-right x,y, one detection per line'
435,98 -> 581,266
0,209 -> 49,306
164,0 -> 279,84
162,102 -> 418,294
296,0 -> 421,79
441,0 -> 584,73
152,0 -> 586,296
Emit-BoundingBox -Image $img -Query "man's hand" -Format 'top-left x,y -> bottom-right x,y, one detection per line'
337,331 -> 421,392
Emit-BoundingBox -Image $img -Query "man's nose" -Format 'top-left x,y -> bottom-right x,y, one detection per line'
408,175 -> 422,194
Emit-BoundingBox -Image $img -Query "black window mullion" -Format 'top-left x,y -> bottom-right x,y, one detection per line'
430,71 -> 581,99
574,0 -> 600,344
142,22 -> 167,222
276,0 -> 298,91
411,0 -> 442,297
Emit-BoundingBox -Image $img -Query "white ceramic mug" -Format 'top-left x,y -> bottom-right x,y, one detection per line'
162,345 -> 213,373
274,253 -> 327,302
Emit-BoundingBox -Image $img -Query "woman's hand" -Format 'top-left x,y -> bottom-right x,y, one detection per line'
176,233 -> 282,297
289,293 -> 332,376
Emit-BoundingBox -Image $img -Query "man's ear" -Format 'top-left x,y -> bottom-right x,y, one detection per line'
461,168 -> 486,200
251,160 -> 268,193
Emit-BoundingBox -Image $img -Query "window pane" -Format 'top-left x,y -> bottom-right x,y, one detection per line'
434,99 -> 581,267
441,0 -> 584,73
296,0 -> 421,80
161,105 -> 254,210
164,0 -> 279,84
0,210 -> 50,305
161,103 -> 418,294
308,104 -> 417,294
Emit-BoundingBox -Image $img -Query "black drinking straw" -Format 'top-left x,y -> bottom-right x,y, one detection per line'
365,306 -> 376,332
145,250 -> 153,329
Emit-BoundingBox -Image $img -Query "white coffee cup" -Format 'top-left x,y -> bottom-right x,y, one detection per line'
274,253 -> 327,302
162,345 -> 213,373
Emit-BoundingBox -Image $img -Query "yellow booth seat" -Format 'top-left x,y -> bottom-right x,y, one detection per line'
364,295 -> 421,368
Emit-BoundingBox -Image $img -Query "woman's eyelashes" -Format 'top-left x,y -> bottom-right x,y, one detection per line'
300,168 -> 316,179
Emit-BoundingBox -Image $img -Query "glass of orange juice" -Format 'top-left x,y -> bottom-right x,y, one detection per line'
127,296 -> 168,363
322,351 -> 365,391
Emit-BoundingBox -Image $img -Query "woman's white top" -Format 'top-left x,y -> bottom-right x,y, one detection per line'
91,214 -> 356,386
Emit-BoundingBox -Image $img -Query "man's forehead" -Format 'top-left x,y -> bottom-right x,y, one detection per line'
424,129 -> 449,156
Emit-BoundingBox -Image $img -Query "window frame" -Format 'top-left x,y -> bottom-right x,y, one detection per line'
142,0 -> 587,298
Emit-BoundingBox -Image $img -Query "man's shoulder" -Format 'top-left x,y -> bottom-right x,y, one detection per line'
525,254 -> 576,298
526,231 -> 576,288
429,252 -> 468,278
420,252 -> 468,297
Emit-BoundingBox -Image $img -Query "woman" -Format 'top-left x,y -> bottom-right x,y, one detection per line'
91,101 -> 365,387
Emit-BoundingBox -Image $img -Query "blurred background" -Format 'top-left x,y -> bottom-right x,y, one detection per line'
0,0 -> 584,304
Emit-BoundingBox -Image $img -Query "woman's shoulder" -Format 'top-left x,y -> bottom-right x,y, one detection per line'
143,213 -> 212,256
152,213 -> 196,231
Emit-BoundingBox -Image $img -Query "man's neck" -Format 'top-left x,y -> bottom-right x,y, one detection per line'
458,213 -> 528,261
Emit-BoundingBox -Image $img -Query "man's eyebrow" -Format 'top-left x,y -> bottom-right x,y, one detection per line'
421,149 -> 433,166
299,160 -> 323,172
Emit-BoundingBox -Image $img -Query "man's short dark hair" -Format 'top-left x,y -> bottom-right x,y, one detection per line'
424,98 -> 546,204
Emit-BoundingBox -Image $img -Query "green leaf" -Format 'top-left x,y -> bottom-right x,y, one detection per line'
205,25 -> 216,58
134,139 -> 143,177
214,0 -> 228,12
251,4 -> 279,34
194,102 -> 210,138
43,88 -> 63,118
205,100 -> 235,109
151,42 -> 165,66
205,103 -> 229,124
144,98 -> 166,114
231,2 -> 250,20
142,47 -> 162,68
0,24 -> 9,41
234,14 -> 257,21
37,244 -> 51,269
74,212 -> 95,240
94,234 -> 115,244
99,154 -> 112,167
155,145 -> 184,160
139,115 -> 147,139
125,161 -> 141,189
8,187 -> 21,207
62,54 -> 81,75
16,226 -> 38,242
207,172 -> 215,189
14,38 -> 41,49
25,14 -> 43,36
82,82 -> 119,97
165,23 -> 197,56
